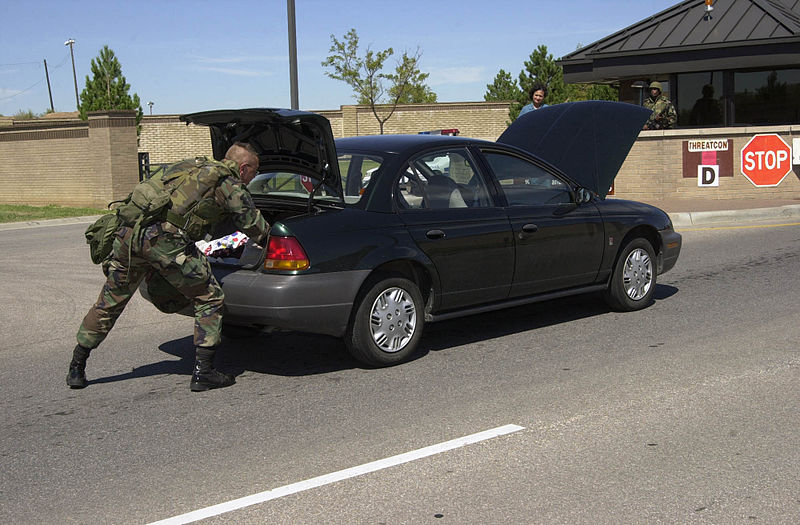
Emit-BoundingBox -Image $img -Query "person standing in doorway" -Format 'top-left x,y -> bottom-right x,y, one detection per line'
518,83 -> 548,118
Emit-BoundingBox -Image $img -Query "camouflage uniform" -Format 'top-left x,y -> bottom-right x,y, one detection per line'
76,157 -> 268,351
643,94 -> 677,130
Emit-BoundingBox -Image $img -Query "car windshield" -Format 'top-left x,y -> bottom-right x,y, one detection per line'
338,153 -> 384,204
247,171 -> 341,202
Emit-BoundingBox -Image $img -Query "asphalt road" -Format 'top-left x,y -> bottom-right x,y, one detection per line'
1,219 -> 798,524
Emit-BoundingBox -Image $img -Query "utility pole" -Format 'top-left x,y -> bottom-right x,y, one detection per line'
43,59 -> 55,112
287,0 -> 299,109
64,39 -> 79,110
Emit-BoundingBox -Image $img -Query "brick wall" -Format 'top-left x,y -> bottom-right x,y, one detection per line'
137,102 -> 511,163
618,125 -> 800,200
0,110 -> 139,208
2,104 -> 798,209
138,116 -> 212,164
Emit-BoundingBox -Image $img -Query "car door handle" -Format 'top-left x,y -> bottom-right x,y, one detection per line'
426,229 -> 446,240
521,224 -> 539,233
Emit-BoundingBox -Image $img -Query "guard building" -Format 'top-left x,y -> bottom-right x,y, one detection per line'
558,0 -> 800,127
558,0 -> 800,203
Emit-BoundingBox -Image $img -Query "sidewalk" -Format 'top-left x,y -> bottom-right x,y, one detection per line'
628,197 -> 800,228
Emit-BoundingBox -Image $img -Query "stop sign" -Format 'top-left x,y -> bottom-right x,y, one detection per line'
740,134 -> 792,187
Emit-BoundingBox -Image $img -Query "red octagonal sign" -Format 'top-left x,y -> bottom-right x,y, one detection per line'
740,133 -> 792,187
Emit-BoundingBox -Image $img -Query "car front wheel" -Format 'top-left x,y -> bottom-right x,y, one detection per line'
346,276 -> 424,367
604,238 -> 656,311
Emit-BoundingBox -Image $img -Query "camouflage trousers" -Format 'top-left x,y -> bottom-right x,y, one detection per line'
76,223 -> 225,349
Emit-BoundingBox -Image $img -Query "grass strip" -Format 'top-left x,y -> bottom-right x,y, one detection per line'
0,204 -> 106,223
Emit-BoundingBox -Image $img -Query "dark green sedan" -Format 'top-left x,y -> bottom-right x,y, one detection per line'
162,102 -> 681,367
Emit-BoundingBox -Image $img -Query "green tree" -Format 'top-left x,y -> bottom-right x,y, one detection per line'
515,45 -> 567,119
79,45 -> 142,132
487,44 -> 620,121
322,28 -> 437,134
566,83 -> 618,102
484,69 -> 523,103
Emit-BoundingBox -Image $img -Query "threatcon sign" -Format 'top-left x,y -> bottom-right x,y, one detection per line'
682,139 -> 733,187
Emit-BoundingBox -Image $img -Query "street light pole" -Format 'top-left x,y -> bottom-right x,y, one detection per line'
287,0 -> 299,109
64,39 -> 79,111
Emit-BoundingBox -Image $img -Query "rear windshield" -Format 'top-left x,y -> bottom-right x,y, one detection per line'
338,153 -> 384,204
247,171 -> 341,202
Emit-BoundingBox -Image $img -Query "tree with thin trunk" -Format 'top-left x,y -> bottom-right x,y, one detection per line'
322,29 -> 436,134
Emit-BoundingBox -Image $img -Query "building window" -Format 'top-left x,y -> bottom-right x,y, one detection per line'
734,69 -> 800,125
677,72 -> 724,127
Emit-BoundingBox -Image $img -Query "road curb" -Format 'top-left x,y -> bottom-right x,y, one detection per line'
669,204 -> 800,228
0,215 -> 102,232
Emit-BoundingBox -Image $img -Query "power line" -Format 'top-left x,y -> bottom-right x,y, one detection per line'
0,51 -> 70,69
0,77 -> 46,101
0,52 -> 72,102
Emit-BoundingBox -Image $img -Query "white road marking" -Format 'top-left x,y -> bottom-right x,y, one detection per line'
148,423 -> 525,524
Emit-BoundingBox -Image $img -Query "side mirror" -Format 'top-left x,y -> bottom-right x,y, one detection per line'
575,187 -> 593,204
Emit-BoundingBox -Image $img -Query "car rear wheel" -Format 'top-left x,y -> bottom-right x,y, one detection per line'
604,238 -> 656,311
346,276 -> 424,367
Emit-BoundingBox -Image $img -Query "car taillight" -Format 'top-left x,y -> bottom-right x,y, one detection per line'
265,236 -> 310,271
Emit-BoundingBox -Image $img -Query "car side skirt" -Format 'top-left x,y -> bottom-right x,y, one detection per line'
426,283 -> 609,323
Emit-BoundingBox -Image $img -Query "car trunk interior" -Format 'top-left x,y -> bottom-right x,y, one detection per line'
206,196 -> 316,269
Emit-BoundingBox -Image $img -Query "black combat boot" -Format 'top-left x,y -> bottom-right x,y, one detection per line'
66,344 -> 91,389
190,346 -> 235,392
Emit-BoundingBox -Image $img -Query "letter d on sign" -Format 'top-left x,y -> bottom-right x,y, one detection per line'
698,165 -> 719,187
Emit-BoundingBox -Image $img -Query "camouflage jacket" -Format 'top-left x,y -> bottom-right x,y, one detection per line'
643,95 -> 677,130
160,157 -> 268,243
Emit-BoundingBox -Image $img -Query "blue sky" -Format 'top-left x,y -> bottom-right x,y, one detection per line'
0,0 -> 679,116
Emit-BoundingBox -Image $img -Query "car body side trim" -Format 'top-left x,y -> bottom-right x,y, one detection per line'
426,284 -> 609,323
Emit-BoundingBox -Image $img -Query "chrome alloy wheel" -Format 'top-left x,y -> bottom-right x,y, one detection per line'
369,287 -> 417,353
622,248 -> 653,300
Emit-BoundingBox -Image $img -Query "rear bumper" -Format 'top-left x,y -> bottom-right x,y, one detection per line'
213,268 -> 371,337
657,228 -> 682,275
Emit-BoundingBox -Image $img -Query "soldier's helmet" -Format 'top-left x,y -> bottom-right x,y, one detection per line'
649,81 -> 663,92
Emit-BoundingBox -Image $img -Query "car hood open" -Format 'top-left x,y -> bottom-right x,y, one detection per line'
181,108 -> 342,198
497,101 -> 650,198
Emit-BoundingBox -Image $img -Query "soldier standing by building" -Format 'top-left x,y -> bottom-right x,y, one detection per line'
67,142 -> 268,392
642,81 -> 677,130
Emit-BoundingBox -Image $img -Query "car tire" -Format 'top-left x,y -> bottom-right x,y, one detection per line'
604,238 -> 657,311
346,276 -> 424,367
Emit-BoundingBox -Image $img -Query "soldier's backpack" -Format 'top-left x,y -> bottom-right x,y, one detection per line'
84,212 -> 121,264
84,175 -> 173,264
84,157 -> 231,264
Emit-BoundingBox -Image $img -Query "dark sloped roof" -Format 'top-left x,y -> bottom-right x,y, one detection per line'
559,0 -> 800,82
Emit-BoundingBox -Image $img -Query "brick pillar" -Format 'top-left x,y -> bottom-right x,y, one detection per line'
341,105 -> 358,137
87,110 -> 139,206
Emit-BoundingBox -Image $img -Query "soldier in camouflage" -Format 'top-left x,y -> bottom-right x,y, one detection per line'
68,142 -> 268,392
642,81 -> 677,130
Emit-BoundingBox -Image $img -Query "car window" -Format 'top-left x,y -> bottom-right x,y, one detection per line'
483,151 -> 572,206
247,171 -> 340,201
337,153 -> 383,204
397,149 -> 492,210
